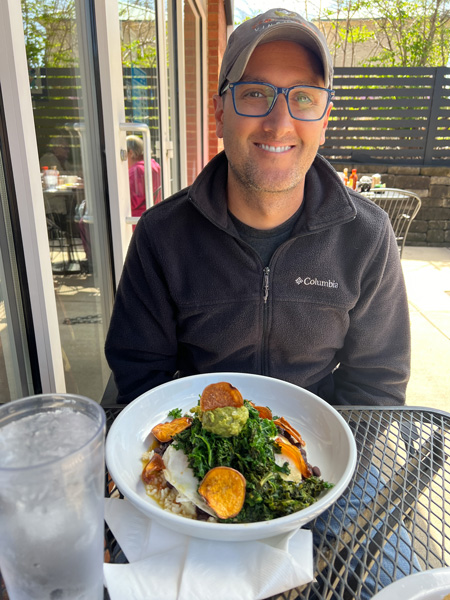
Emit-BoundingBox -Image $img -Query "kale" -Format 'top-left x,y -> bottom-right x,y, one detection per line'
168,408 -> 183,419
171,400 -> 333,523
228,475 -> 333,523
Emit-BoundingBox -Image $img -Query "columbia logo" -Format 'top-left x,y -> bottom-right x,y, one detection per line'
295,276 -> 339,289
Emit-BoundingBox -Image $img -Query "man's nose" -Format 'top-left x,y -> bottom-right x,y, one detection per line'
262,93 -> 295,131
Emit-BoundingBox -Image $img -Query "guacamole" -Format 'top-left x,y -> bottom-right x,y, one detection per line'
200,405 -> 249,437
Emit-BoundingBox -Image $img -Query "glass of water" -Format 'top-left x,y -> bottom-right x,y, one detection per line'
0,394 -> 106,600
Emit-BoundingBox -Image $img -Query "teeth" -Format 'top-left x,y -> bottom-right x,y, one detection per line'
259,144 -> 291,153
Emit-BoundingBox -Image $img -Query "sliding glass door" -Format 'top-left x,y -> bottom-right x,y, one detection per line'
20,0 -> 115,400
0,0 -> 207,400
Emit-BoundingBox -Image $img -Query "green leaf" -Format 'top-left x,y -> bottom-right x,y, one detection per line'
168,408 -> 183,419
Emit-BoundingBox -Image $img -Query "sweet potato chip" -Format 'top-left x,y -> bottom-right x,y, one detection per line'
200,382 -> 244,412
275,436 -> 312,479
198,466 -> 246,519
142,453 -> 165,484
274,416 -> 306,447
249,401 -> 273,420
151,416 -> 193,442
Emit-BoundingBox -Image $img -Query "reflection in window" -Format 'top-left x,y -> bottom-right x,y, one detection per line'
120,0 -> 163,199
22,0 -> 112,400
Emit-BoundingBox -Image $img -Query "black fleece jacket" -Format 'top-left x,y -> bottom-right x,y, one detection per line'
105,151 -> 410,405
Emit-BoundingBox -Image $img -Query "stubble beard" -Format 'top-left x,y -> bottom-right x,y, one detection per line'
228,155 -> 305,196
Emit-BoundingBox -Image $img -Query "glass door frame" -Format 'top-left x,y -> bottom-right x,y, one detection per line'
174,0 -> 208,188
94,0 -> 183,280
96,0 -> 208,276
1,0 -> 121,395
0,0 -> 66,393
92,0 -> 132,284
0,0 -> 208,394
0,89 -> 38,400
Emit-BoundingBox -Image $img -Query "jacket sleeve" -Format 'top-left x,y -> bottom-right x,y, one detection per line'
104,218 -> 179,403
332,221 -> 411,406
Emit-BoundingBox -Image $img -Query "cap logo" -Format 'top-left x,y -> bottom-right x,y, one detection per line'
253,9 -> 307,32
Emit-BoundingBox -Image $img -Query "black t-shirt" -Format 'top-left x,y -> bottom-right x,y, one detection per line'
229,204 -> 304,266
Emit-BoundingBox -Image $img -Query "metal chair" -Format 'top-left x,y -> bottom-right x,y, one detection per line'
361,188 -> 422,258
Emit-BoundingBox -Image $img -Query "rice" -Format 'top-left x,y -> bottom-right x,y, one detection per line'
142,450 -> 217,521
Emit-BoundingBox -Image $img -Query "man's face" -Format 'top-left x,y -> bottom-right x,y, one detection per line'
214,41 -> 332,196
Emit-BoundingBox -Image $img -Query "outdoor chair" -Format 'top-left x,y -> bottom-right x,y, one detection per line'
46,214 -> 72,272
101,372 -> 119,406
361,188 -> 422,258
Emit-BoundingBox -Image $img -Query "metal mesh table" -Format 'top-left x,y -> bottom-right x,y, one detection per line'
270,406 -> 450,599
2,406 -> 450,600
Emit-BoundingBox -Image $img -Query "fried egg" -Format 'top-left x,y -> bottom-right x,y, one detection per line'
162,444 -> 216,516
273,435 -> 306,483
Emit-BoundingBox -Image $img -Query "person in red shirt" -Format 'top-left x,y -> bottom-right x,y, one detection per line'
127,135 -> 161,225
78,136 -> 162,269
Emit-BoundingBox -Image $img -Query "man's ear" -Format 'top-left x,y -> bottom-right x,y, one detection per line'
213,94 -> 224,139
319,102 -> 333,146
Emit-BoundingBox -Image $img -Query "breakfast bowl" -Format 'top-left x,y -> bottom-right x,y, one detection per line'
105,372 -> 357,542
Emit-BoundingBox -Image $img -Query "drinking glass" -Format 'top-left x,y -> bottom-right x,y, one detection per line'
0,394 -> 106,600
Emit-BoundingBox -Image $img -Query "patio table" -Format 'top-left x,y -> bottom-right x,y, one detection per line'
2,405 -> 450,599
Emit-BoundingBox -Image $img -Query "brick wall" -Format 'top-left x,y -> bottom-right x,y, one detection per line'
331,162 -> 450,246
206,0 -> 226,161
184,3 -> 199,185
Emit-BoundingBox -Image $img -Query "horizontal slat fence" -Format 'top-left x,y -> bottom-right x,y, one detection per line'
31,66 -> 449,167
322,67 -> 450,166
31,67 -> 82,154
31,66 -> 160,160
122,66 -> 160,150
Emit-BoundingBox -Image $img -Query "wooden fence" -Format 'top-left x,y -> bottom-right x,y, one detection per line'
322,67 -> 450,166
31,66 -> 450,167
31,66 -> 160,160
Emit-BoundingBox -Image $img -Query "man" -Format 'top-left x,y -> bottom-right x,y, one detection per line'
105,8 -> 410,407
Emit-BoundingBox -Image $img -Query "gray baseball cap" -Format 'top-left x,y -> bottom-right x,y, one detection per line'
218,8 -> 333,94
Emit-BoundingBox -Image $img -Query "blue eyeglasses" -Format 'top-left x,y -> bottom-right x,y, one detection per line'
222,81 -> 334,122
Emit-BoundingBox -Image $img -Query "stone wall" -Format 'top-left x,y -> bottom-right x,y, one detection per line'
331,162 -> 450,247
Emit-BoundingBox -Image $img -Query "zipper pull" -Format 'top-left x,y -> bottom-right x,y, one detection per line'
263,267 -> 270,304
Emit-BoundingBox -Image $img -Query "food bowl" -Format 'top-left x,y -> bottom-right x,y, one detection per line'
105,373 -> 357,542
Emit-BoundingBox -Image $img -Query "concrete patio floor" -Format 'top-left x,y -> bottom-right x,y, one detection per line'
401,246 -> 450,413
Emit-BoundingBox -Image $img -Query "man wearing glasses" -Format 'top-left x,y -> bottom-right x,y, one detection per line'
105,9 -> 410,412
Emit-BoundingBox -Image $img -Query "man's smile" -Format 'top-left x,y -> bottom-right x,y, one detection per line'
255,143 -> 294,153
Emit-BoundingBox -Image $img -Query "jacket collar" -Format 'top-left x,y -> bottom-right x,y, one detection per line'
188,150 -> 357,233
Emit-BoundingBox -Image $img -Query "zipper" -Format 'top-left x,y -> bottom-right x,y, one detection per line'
263,267 -> 270,304
261,267 -> 271,374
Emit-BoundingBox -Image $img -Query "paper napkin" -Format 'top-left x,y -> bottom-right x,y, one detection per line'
103,498 -> 314,600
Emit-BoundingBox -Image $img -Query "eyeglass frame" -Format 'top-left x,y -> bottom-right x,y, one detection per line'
221,81 -> 335,122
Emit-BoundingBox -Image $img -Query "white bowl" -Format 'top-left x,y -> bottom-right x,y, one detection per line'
371,568 -> 450,600
105,373 -> 357,542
